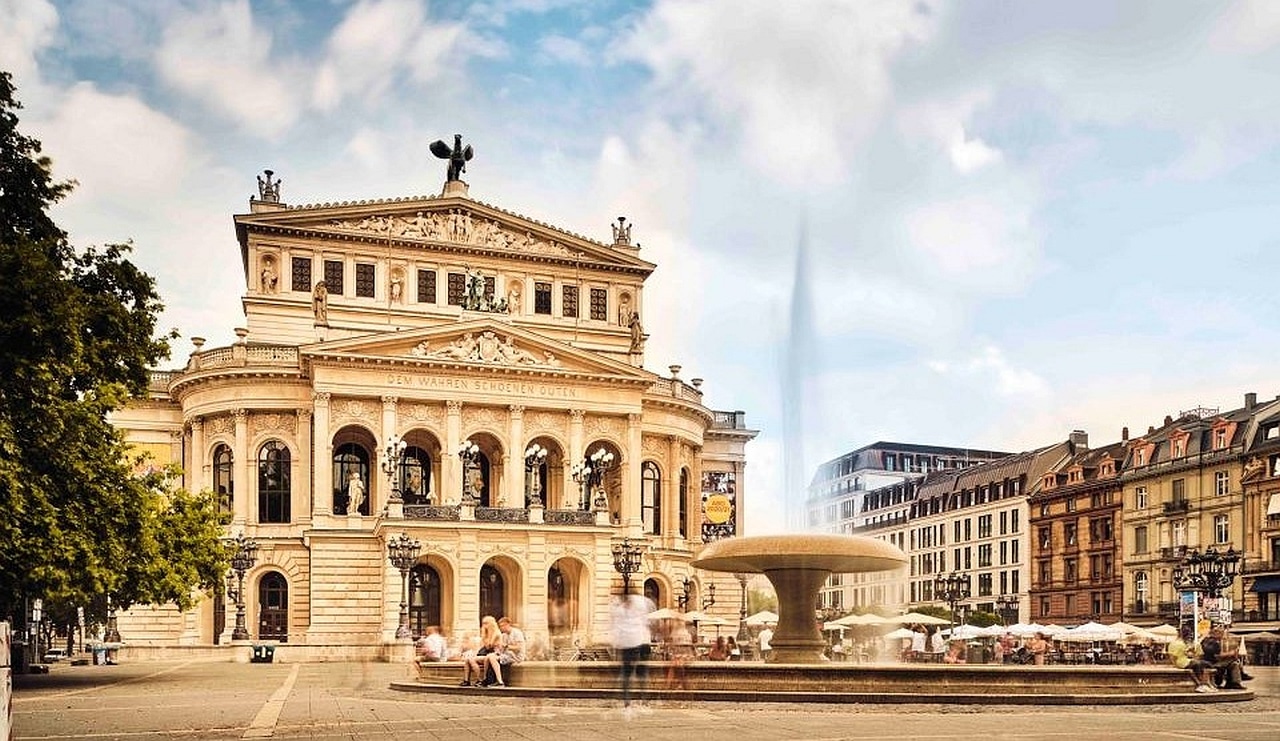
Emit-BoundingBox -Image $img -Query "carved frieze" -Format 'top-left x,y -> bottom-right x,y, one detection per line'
207,414 -> 234,437
529,411 -> 561,434
585,415 -> 623,439
250,412 -> 296,437
331,398 -> 376,428
409,331 -> 562,367
464,406 -> 500,428
641,435 -> 663,456
401,403 -> 444,426
326,210 -> 587,258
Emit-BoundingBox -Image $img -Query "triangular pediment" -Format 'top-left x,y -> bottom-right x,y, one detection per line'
235,195 -> 654,274
302,319 -> 656,382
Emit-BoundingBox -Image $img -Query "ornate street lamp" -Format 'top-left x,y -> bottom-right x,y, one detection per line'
381,434 -> 408,505
457,439 -> 480,504
570,447 -> 616,511
524,443 -> 548,507
226,532 -> 259,641
387,533 -> 422,639
933,571 -> 971,631
677,577 -> 693,610
611,537 -> 644,594
103,595 -> 121,643
1173,546 -> 1242,598
996,594 -> 1020,626
735,573 -> 752,651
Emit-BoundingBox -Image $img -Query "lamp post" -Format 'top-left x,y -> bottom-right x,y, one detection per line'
933,571 -> 971,631
387,533 -> 422,639
735,573 -> 752,651
611,537 -> 644,594
227,532 -> 259,641
571,447 -> 616,511
677,578 -> 693,610
524,443 -> 548,507
702,583 -> 716,610
1173,546 -> 1242,598
381,434 -> 408,505
996,594 -> 1020,626
457,439 -> 480,504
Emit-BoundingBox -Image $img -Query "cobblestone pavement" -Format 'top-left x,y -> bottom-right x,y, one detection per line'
12,661 -> 1280,741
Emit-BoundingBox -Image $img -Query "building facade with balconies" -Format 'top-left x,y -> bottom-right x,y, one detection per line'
109,163 -> 756,654
1240,398 -> 1280,630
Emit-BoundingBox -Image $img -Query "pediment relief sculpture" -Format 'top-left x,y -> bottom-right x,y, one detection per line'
326,210 -> 586,258
409,330 -> 563,368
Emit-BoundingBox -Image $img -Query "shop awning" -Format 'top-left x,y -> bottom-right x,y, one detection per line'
1250,575 -> 1280,593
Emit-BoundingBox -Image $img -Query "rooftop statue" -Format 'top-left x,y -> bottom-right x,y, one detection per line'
430,134 -> 474,183
256,169 -> 281,202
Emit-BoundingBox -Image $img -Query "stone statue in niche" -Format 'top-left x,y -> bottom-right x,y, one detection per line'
507,281 -> 522,315
260,257 -> 278,294
346,471 -> 365,515
390,270 -> 404,303
312,281 -> 329,325
617,293 -> 632,326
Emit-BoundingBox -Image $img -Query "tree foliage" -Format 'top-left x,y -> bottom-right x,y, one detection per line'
0,71 -> 227,627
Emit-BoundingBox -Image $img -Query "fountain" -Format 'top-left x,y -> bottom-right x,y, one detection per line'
692,533 -> 906,663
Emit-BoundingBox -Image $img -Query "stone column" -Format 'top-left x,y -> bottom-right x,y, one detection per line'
296,409 -> 312,523
446,400 -> 462,505
188,417 -> 205,494
665,435 -> 679,539
508,405 -> 525,508
313,393 -> 332,516
233,409 -> 249,525
380,395 -> 398,514
624,413 -> 643,534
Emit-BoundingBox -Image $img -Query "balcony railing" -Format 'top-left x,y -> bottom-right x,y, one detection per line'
1159,545 -> 1188,560
711,410 -> 748,429
1243,558 -> 1280,575
1162,499 -> 1190,514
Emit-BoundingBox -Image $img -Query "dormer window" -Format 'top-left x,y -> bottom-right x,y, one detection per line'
1214,428 -> 1227,450
1135,449 -> 1146,466
1173,438 -> 1186,458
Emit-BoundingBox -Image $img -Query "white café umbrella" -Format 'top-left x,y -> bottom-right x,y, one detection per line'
744,610 -> 779,626
883,627 -> 916,641
892,612 -> 951,626
834,613 -> 891,626
1107,621 -> 1143,634
1149,624 -> 1180,637
648,607 -> 685,621
682,611 -> 730,626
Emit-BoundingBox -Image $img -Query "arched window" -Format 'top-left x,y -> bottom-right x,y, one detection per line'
466,452 -> 492,507
678,468 -> 689,538
257,441 -> 290,523
479,563 -> 504,619
213,444 -> 233,514
257,571 -> 289,642
408,563 -> 441,637
401,445 -> 432,505
642,461 -> 661,535
333,442 -> 370,515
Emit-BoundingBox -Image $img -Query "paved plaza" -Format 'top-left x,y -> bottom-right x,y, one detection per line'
11,661 -> 1280,740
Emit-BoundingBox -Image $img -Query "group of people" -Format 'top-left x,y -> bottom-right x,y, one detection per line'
1169,625 -> 1251,692
447,615 -> 525,688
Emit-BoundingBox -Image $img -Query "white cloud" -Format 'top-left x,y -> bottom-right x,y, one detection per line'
903,193 -> 1041,294
0,0 -> 58,86
312,0 -> 468,111
619,0 -> 938,187
538,33 -> 591,66
949,129 -> 1002,173
33,82 -> 195,205
1210,0 -> 1280,53
154,0 -> 303,138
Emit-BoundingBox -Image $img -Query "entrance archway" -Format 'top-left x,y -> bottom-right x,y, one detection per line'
409,563 -> 442,637
257,571 -> 289,642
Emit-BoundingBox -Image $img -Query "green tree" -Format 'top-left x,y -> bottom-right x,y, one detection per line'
0,71 -> 227,629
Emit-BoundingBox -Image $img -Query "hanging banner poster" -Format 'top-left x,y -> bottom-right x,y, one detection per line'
701,471 -> 737,542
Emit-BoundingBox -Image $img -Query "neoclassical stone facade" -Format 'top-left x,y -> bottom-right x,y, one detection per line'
112,168 -> 756,654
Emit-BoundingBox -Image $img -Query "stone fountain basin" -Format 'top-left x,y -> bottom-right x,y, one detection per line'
693,534 -> 908,663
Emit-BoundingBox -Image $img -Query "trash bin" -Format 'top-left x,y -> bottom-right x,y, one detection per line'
10,641 -> 28,674
250,644 -> 275,664
92,647 -> 106,666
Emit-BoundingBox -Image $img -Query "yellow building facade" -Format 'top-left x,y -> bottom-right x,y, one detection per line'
112,167 -> 756,656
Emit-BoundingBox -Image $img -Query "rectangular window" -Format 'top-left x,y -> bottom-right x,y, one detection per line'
447,272 -> 465,305
1066,497 -> 1077,512
954,521 -> 961,543
885,454 -> 896,471
1065,523 -> 1077,546
1011,570 -> 1019,594
964,518 -> 971,541
978,573 -> 993,596
291,256 -> 312,292
1011,539 -> 1019,563
999,540 -> 1008,565
1214,514 -> 1229,544
1038,526 -> 1051,550
417,269 -> 437,303
1038,596 -> 1050,618
1065,558 -> 1077,583
978,543 -> 992,567
1215,428 -> 1227,449
324,259 -> 344,294
1011,509 -> 1019,533
1215,471 -> 1229,496
1135,486 -> 1147,509
1038,561 -> 1051,586
978,514 -> 992,539
1000,510 -> 1007,536
1135,525 -> 1148,553
562,284 -> 579,317
1172,478 -> 1186,502
1065,593 -> 1076,615
355,262 -> 375,298
534,282 -> 552,314
484,276 -> 496,302
589,288 -> 607,320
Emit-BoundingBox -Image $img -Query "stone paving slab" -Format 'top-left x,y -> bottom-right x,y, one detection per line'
10,660 -> 1280,740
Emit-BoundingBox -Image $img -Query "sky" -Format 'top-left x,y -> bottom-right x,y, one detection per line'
6,0 -> 1280,534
